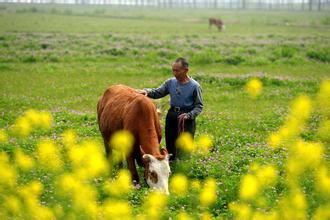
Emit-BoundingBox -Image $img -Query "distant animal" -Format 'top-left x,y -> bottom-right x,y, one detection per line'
209,18 -> 225,31
97,84 -> 171,194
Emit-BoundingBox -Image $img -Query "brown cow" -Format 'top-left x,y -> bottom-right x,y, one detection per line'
209,18 -> 225,31
97,85 -> 171,194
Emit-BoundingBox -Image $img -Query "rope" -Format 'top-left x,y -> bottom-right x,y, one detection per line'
178,116 -> 185,135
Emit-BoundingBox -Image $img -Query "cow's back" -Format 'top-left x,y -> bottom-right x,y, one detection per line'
97,85 -> 161,153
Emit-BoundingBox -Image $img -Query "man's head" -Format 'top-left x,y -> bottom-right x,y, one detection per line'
172,57 -> 189,81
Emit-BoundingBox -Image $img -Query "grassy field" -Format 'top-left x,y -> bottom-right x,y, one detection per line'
0,3 -> 329,219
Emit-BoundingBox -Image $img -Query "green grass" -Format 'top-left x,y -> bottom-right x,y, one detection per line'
0,3 -> 329,218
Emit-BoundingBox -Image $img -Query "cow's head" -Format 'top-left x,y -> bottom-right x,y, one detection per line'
143,149 -> 171,194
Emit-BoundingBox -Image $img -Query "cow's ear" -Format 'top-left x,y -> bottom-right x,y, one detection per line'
143,154 -> 156,163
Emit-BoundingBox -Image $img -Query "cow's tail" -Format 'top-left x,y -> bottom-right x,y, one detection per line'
103,138 -> 111,158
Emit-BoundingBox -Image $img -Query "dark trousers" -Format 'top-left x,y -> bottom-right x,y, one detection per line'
165,109 -> 196,160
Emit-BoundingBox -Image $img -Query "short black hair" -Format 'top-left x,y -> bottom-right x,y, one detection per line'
175,57 -> 189,69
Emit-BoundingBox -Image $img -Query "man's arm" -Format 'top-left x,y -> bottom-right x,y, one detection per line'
144,80 -> 169,99
187,86 -> 203,119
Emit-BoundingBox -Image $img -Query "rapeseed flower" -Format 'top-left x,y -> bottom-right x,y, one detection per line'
0,129 -> 8,143
104,169 -> 132,196
191,179 -> 201,190
239,174 -> 259,200
103,200 -> 132,220
36,140 -> 62,171
170,173 -> 188,196
245,78 -> 263,98
109,130 -> 134,162
176,132 -> 195,152
200,178 -> 217,207
196,134 -> 213,154
229,202 -> 252,219
15,149 -> 34,171
144,191 -> 167,219
61,129 -> 77,148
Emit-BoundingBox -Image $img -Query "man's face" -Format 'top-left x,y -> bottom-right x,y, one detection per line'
172,62 -> 188,79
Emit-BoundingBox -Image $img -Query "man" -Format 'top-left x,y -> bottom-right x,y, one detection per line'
138,57 -> 203,161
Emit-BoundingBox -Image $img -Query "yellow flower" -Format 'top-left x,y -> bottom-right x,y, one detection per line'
33,207 -> 55,220
58,174 -> 80,193
286,158 -> 303,177
290,95 -> 312,121
25,109 -> 40,125
291,140 -> 324,169
292,190 -> 307,210
312,204 -> 330,220
245,78 -> 263,98
190,179 -> 201,190
69,140 -> 108,179
200,187 -> 216,207
196,135 -> 213,154
177,212 -> 192,220
36,140 -> 62,171
4,196 -> 21,215
200,178 -> 217,207
15,149 -> 34,171
267,133 -> 281,149
18,180 -> 43,201
61,129 -> 77,147
144,191 -> 167,219
229,202 -> 252,219
239,174 -> 259,200
12,116 -> 32,137
175,132 -> 195,153
316,166 -> 330,196
200,212 -> 213,220
204,178 -> 217,190
105,169 -> 132,196
109,130 -> 134,162
170,173 -> 188,196
0,129 -> 8,143
317,120 -> 330,143
103,200 -> 132,220
255,165 -> 277,186
0,153 -> 17,187
29,180 -> 43,196
39,111 -> 53,129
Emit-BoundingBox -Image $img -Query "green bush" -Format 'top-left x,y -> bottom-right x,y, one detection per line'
306,48 -> 330,62
273,45 -> 297,59
21,55 -> 37,63
224,54 -> 245,65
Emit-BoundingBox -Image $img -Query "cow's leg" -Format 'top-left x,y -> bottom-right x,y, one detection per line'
127,154 -> 140,188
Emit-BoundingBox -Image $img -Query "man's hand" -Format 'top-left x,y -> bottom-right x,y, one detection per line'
136,89 -> 147,96
178,113 -> 189,120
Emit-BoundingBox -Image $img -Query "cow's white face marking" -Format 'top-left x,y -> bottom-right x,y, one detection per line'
143,154 -> 171,195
